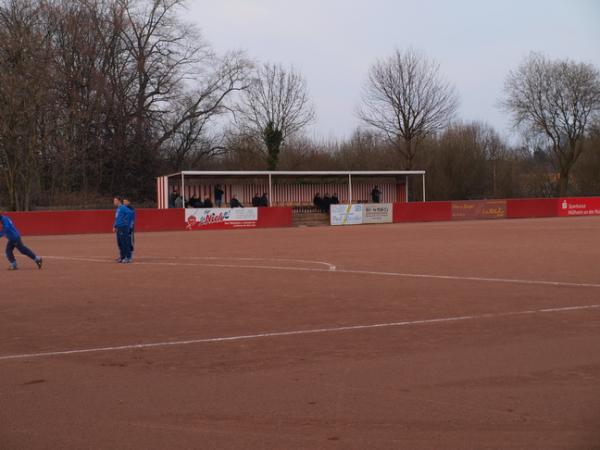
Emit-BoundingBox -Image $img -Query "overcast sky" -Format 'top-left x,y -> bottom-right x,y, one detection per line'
184,0 -> 600,142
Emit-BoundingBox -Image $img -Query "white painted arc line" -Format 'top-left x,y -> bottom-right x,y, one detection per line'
1,304 -> 599,362
163,256 -> 338,271
44,256 -> 336,271
43,256 -> 600,289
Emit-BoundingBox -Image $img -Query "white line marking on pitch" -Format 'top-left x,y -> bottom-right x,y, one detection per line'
156,256 -> 337,271
1,304 -> 599,362
45,255 -> 337,271
44,256 -> 600,289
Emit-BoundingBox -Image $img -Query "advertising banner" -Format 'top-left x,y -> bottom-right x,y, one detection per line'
558,198 -> 600,217
185,208 -> 258,229
452,200 -> 507,220
330,204 -> 363,226
363,203 -> 393,224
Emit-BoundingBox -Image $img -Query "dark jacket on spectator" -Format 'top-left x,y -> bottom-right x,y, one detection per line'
259,194 -> 269,207
174,195 -> 183,208
230,197 -> 243,208
190,196 -> 202,208
313,194 -> 323,209
169,192 -> 177,208
371,187 -> 381,203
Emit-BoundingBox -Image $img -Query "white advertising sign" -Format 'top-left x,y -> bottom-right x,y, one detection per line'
363,203 -> 393,224
185,208 -> 258,229
330,204 -> 364,226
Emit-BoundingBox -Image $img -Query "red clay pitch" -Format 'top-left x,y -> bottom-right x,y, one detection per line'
1,217 -> 599,449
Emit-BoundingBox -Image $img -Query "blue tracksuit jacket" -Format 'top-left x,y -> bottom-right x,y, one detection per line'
0,216 -> 21,241
114,205 -> 132,228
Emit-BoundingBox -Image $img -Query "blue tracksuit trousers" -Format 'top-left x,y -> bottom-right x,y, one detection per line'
6,238 -> 37,263
116,226 -> 132,260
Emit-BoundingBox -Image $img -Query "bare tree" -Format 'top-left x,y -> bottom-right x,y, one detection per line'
110,0 -> 250,196
502,53 -> 600,196
0,0 -> 53,210
478,123 -> 508,197
160,96 -> 227,170
358,48 -> 458,170
44,0 -> 123,197
333,130 -> 398,170
236,62 -> 315,170
571,120 -> 600,194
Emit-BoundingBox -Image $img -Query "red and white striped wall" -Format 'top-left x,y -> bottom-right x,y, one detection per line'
156,176 -> 169,209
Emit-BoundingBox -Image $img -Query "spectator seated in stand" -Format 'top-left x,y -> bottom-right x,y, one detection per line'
313,193 -> 323,212
169,192 -> 178,208
174,195 -> 183,208
230,195 -> 243,208
251,193 -> 261,207
259,193 -> 269,207
203,197 -> 213,208
330,193 -> 340,205
189,196 -> 202,208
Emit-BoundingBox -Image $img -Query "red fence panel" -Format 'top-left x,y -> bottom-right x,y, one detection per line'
393,202 -> 452,222
451,200 -> 507,220
6,208 -> 185,236
8,210 -> 115,236
136,209 -> 185,232
257,207 -> 293,228
4,197 -> 598,236
506,199 -> 558,219
558,197 -> 600,217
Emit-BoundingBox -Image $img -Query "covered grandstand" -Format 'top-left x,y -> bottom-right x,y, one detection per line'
157,171 -> 426,209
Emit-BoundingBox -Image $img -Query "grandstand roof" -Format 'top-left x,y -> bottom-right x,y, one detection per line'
166,170 -> 425,177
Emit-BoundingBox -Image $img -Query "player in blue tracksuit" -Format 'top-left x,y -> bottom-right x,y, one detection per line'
113,196 -> 133,263
123,197 -> 136,261
0,214 -> 43,270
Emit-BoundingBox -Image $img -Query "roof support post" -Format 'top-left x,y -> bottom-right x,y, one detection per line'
348,173 -> 353,203
181,172 -> 186,208
268,173 -> 273,206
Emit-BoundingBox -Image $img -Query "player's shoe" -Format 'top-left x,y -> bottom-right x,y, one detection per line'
7,264 -> 18,270
35,257 -> 43,269
121,258 -> 131,264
